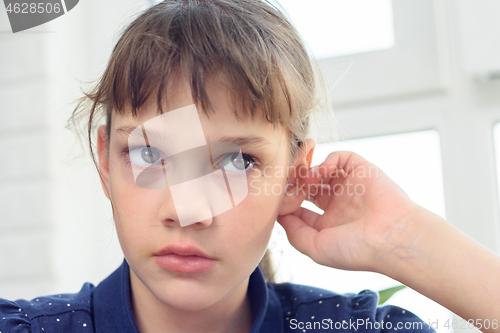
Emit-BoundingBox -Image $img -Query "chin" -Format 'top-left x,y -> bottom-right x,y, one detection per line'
154,287 -> 220,312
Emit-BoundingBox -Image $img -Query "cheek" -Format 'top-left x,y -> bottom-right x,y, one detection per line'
108,157 -> 163,233
224,170 -> 288,250
247,165 -> 289,203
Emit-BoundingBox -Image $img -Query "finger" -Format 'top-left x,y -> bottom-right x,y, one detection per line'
312,151 -> 372,186
298,183 -> 333,204
284,178 -> 332,208
277,213 -> 320,259
304,183 -> 335,212
301,162 -> 348,192
323,151 -> 372,171
304,152 -> 375,210
288,203 -> 348,231
288,206 -> 322,228
293,151 -> 363,190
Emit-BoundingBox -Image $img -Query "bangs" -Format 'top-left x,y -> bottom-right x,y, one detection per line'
96,0 -> 314,131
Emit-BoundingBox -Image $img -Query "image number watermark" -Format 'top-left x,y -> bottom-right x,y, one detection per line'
429,318 -> 499,330
3,0 -> 79,33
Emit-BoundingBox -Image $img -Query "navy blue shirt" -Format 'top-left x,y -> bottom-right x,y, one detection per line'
0,259 -> 434,332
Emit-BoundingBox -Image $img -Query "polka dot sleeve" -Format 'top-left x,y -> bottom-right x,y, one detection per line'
0,298 -> 31,333
352,290 -> 436,332
0,283 -> 95,333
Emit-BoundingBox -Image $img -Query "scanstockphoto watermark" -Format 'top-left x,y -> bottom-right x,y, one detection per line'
248,179 -> 367,197
289,318 -> 427,331
250,164 -> 380,181
245,164 -> 379,197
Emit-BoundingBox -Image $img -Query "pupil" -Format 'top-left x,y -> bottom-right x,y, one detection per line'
233,155 -> 249,170
142,147 -> 158,163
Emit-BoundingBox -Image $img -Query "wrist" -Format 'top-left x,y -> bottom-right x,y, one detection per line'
374,205 -> 445,283
374,205 -> 500,325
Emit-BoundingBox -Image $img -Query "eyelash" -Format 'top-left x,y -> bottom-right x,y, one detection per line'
121,147 -> 261,173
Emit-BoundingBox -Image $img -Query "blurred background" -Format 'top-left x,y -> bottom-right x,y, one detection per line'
1,1 -> 499,332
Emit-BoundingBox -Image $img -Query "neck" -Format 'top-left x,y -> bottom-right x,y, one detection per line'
129,269 -> 253,333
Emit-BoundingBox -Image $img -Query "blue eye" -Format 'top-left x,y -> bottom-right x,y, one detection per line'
217,153 -> 257,172
129,146 -> 162,165
126,146 -> 257,174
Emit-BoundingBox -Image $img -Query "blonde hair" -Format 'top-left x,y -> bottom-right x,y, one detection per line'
70,0 -> 333,283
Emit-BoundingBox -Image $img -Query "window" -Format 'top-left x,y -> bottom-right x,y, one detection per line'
493,122 -> 500,227
274,0 -> 395,59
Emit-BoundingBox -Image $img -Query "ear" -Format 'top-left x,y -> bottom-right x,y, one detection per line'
97,125 -> 111,200
278,138 -> 315,216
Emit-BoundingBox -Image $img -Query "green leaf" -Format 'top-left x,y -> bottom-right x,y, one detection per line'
378,285 -> 407,305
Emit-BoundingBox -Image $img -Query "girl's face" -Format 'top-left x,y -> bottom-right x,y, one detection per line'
97,76 -> 310,312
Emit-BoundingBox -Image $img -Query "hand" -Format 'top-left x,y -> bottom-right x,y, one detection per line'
279,150 -> 500,330
277,150 -> 423,275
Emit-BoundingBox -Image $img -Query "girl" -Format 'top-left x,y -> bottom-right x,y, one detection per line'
1,0 -> 500,332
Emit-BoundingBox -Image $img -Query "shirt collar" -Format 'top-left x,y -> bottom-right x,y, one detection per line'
93,259 -> 283,333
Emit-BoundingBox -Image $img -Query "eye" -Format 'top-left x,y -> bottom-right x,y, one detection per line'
216,153 -> 257,172
129,146 -> 162,165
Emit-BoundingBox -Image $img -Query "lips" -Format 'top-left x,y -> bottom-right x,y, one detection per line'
153,243 -> 217,274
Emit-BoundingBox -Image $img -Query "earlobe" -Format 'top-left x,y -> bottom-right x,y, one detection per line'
97,125 -> 111,200
278,182 -> 303,217
278,138 -> 315,217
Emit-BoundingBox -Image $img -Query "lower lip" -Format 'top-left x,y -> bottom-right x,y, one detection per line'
154,254 -> 217,274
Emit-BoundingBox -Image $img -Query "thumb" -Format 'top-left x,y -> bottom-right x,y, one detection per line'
277,213 -> 320,260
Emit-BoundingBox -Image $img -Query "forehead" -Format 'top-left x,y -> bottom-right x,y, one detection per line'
110,76 -> 288,149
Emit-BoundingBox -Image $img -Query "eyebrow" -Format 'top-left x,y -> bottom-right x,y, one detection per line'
213,135 -> 272,149
115,126 -> 273,149
115,126 -> 142,137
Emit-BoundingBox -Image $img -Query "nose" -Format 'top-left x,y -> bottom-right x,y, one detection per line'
171,184 -> 215,227
158,174 -> 221,228
156,150 -> 240,227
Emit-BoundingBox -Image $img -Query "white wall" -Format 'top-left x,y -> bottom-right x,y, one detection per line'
0,0 -> 153,300
0,6 -> 54,299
